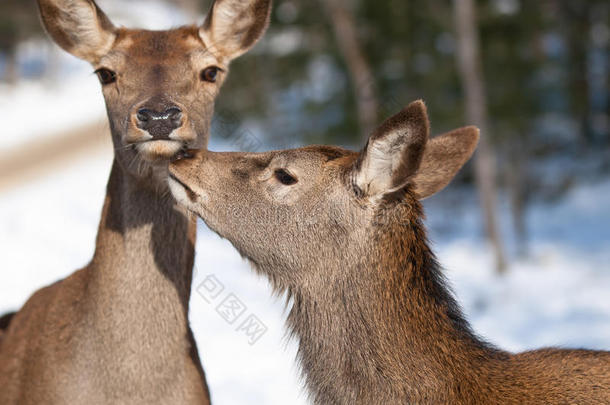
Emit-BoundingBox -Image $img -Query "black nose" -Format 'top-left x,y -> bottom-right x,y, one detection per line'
136,107 -> 183,139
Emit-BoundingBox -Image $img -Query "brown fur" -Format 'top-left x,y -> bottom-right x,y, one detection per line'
0,0 -> 271,403
169,101 -> 610,404
0,312 -> 15,331
0,312 -> 15,346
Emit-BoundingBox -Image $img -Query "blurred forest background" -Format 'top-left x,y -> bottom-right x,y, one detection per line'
1,2 -> 609,402
0,0 -> 609,273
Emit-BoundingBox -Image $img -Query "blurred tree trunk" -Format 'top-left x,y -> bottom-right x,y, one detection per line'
44,45 -> 61,88
453,0 -> 507,274
321,0 -> 379,140
171,0 -> 202,15
505,138 -> 528,257
4,47 -> 18,85
561,0 -> 593,146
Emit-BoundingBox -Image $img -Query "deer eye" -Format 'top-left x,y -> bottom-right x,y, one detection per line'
200,66 -> 220,83
274,169 -> 298,186
94,68 -> 117,85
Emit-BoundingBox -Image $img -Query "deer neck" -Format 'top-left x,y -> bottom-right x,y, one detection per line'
84,159 -> 198,374
287,202 -> 503,403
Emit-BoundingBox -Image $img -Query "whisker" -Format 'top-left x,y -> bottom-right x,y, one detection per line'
115,144 -> 136,151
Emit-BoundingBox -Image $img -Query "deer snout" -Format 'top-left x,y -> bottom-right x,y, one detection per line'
135,106 -> 184,140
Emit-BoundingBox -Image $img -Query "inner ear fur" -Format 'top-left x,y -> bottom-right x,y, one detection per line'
37,0 -> 116,63
200,0 -> 272,61
354,100 -> 430,197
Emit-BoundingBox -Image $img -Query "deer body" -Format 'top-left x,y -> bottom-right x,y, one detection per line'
0,0 -> 271,403
168,101 -> 610,404
283,206 -> 610,404
1,163 -> 206,404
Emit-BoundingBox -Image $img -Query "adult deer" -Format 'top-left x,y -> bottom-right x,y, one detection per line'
0,0 -> 271,403
168,101 -> 610,404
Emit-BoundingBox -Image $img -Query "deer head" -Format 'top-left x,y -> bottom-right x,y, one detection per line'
168,100 -> 479,288
38,0 -> 271,178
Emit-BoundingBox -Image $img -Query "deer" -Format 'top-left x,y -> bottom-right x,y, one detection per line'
0,0 -> 271,403
167,100 -> 610,404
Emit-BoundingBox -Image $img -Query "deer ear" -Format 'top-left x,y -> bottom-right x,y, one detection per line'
411,126 -> 480,200
37,0 -> 116,63
200,0 -> 272,61
353,100 -> 430,198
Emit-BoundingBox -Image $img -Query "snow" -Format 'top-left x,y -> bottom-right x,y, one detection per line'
439,240 -> 610,351
1,148 -> 609,403
0,76 -> 107,152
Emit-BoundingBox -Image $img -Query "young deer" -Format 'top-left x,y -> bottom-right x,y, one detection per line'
168,101 -> 610,404
0,0 -> 271,403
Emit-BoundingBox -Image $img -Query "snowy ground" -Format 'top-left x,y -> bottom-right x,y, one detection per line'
1,146 -> 609,404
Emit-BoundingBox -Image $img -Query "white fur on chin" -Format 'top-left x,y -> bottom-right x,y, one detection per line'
136,140 -> 184,161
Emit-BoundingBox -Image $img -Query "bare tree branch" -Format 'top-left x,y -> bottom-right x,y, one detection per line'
453,0 -> 507,273
321,0 -> 379,140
